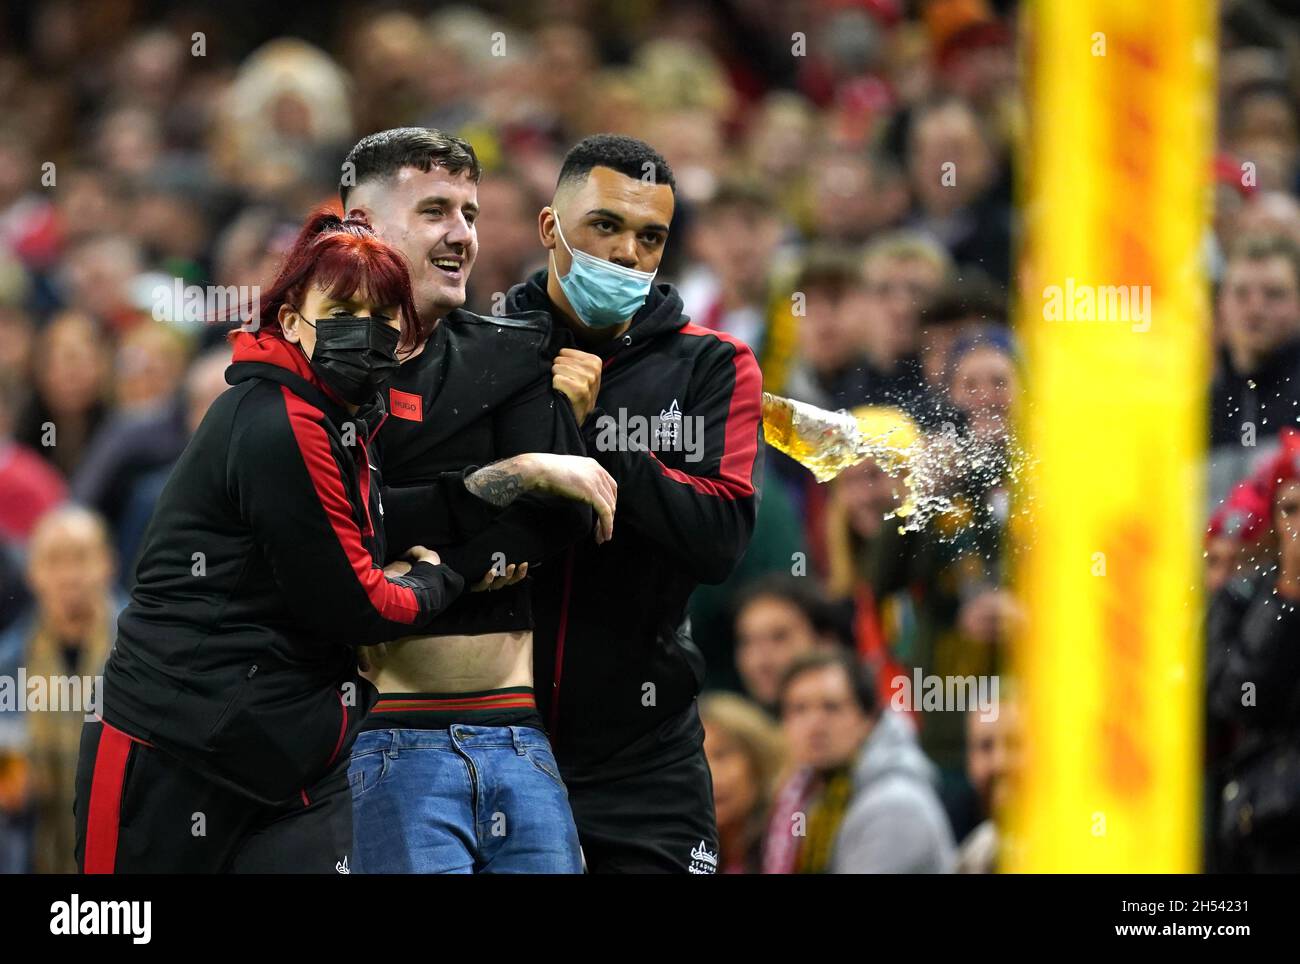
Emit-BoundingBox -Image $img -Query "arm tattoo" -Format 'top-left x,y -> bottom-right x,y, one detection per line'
465,461 -> 527,507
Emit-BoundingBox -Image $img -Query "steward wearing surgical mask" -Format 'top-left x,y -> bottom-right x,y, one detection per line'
505,134 -> 765,874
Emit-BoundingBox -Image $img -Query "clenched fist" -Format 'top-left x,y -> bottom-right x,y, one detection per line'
552,348 -> 603,425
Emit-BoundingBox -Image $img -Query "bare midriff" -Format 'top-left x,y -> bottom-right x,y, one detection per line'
363,630 -> 532,693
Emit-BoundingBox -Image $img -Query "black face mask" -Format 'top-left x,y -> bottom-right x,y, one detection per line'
300,314 -> 400,406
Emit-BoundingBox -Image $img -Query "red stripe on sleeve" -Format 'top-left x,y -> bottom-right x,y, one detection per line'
650,325 -> 762,500
84,724 -> 136,874
280,387 -> 422,624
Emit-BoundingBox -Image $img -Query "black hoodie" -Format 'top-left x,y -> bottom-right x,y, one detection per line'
506,270 -> 763,777
100,331 -> 463,805
1207,573 -> 1300,863
1211,337 -> 1300,448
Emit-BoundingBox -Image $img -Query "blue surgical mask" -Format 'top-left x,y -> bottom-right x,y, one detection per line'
552,212 -> 657,328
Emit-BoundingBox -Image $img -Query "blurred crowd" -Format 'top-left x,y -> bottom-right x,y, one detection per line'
0,0 -> 1297,874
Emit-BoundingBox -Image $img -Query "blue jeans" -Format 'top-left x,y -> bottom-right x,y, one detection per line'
348,724 -> 582,873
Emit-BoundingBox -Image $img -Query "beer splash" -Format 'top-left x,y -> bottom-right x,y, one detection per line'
761,392 -> 1026,534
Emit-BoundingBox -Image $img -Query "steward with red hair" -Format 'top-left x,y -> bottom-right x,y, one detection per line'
72,210 -> 464,873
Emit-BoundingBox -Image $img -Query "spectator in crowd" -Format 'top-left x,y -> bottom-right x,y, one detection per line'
739,92 -> 819,227
0,371 -> 66,544
131,183 -> 212,285
212,38 -> 355,208
782,234 -> 949,421
0,540 -> 29,637
701,692 -> 786,874
0,713 -> 28,873
956,694 -> 1020,874
14,311 -> 111,479
860,230 -> 952,421
865,328 -> 1021,838
1204,475 -> 1272,594
0,338 -> 40,864
917,269 -> 1006,395
943,327 -> 1021,674
688,474 -> 810,697
948,324 -> 1019,449
633,38 -> 735,206
463,169 -> 545,317
763,649 -> 954,874
1234,191 -> 1300,249
110,348 -> 232,576
0,139 -> 58,274
74,346 -> 231,576
1208,439 -> 1300,872
933,18 -> 1018,147
71,328 -> 193,530
1204,525 -> 1241,596
1211,153 -> 1260,283
110,321 -> 190,413
733,573 -> 848,715
1221,79 -> 1298,194
340,10 -> 436,140
822,406 -> 921,707
47,172 -> 128,263
211,208 -> 300,299
1201,461 -> 1277,870
906,96 -> 1012,284
895,327 -> 1022,653
59,235 -> 149,336
783,246 -> 879,411
0,506 -> 120,874
416,7 -> 526,137
97,106 -> 166,185
1209,234 -> 1300,508
679,179 -> 789,355
809,151 -> 909,247
0,304 -> 35,384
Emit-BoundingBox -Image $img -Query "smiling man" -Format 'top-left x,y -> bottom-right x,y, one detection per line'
338,128 -> 614,873
505,135 -> 764,873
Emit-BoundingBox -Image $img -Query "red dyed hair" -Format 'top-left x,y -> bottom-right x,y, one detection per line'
248,206 -> 426,350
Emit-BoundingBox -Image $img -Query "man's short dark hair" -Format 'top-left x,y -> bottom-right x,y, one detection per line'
556,134 -> 676,194
1224,79 -> 1297,141
340,128 -> 482,207
794,245 -> 864,298
733,573 -> 850,648
703,178 -> 769,215
778,649 -> 878,719
922,271 -> 1007,328
1225,233 -> 1300,291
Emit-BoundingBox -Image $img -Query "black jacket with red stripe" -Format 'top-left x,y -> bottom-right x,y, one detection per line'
100,332 -> 463,805
506,270 -> 764,776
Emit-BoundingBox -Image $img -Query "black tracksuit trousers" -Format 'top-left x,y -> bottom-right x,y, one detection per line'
73,720 -> 353,874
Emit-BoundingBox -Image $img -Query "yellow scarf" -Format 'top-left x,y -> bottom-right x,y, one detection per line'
22,609 -> 113,874
797,767 -> 855,874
